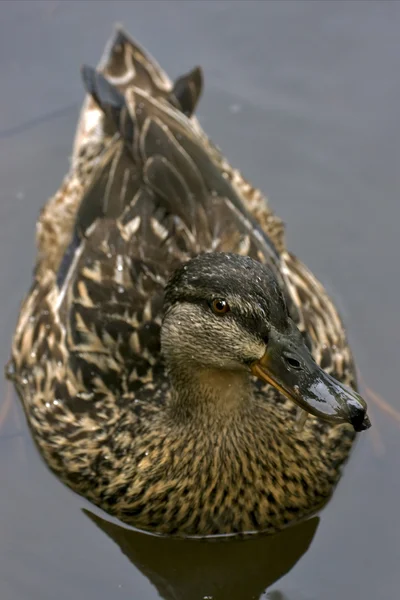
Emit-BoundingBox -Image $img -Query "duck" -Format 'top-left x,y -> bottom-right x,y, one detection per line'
8,28 -> 370,538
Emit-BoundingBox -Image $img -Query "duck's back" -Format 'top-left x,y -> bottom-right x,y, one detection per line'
25,27 -> 356,392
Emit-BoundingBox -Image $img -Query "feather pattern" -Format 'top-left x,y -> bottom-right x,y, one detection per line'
9,28 -> 357,537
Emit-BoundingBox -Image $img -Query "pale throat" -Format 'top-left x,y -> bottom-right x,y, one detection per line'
166,363 -> 254,420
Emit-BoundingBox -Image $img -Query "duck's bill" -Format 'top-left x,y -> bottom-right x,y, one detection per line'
251,329 -> 371,432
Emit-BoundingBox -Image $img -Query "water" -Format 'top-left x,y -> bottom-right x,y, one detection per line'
1,2 -> 399,599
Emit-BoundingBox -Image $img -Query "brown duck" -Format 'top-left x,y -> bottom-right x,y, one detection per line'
8,28 -> 370,538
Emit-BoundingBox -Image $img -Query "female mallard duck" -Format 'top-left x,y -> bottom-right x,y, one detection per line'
8,29 -> 370,537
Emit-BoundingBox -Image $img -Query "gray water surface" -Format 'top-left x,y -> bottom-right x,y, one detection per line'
1,2 -> 399,599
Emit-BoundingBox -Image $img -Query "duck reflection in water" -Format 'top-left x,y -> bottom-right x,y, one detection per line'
84,508 -> 319,600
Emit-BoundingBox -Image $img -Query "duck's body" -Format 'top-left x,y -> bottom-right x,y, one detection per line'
9,29 -> 368,537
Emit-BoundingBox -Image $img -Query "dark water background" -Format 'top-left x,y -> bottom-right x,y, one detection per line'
1,2 -> 399,599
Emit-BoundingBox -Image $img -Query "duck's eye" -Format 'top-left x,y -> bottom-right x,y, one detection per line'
211,298 -> 230,315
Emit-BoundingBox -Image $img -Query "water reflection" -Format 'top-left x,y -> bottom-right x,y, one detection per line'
85,509 -> 319,600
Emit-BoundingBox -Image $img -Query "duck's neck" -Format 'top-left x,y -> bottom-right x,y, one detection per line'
166,363 -> 254,424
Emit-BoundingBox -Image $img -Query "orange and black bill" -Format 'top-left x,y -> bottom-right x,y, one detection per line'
252,325 -> 371,432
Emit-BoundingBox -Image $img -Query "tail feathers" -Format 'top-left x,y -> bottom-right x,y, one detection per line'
101,26 -> 171,96
103,26 -> 203,117
81,64 -> 125,112
81,65 -> 134,143
169,67 -> 203,117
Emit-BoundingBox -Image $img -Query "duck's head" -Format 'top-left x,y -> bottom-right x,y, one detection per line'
162,253 -> 370,432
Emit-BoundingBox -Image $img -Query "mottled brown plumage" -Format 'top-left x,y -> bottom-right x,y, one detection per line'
8,28 -> 369,537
